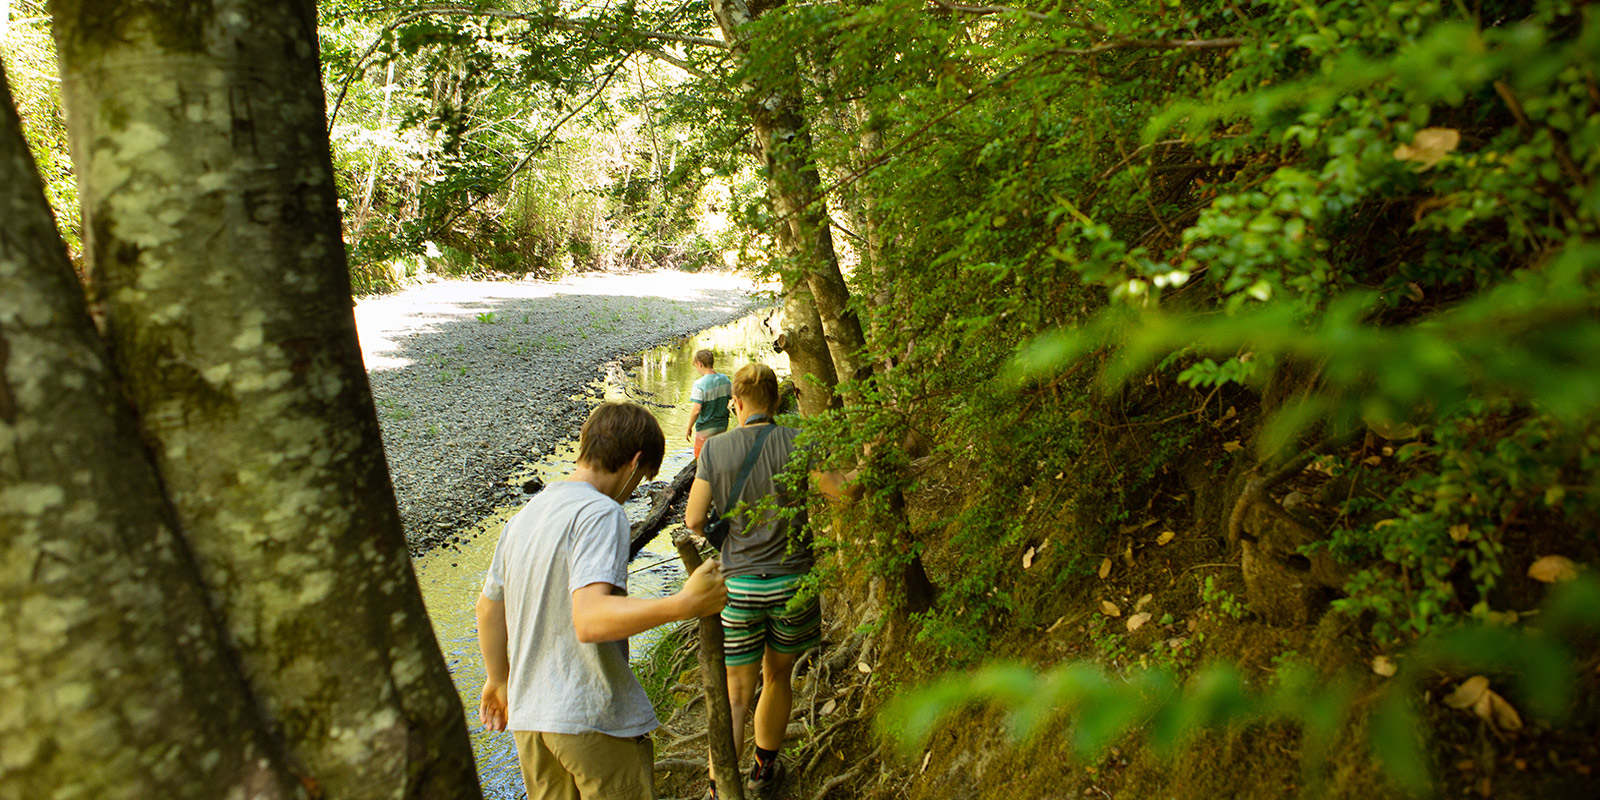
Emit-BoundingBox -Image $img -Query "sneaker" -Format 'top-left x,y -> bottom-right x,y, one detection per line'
746,759 -> 786,799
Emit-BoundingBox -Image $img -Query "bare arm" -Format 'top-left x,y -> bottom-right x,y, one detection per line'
475,595 -> 510,730
814,468 -> 864,501
570,559 -> 727,642
685,477 -> 712,534
684,402 -> 703,441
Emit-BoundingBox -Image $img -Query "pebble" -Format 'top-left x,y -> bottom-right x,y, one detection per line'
355,271 -> 760,555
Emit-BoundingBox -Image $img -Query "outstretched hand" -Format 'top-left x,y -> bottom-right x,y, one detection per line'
680,557 -> 728,618
479,679 -> 508,731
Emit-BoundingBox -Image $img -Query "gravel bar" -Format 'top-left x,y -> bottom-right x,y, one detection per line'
353,269 -> 763,553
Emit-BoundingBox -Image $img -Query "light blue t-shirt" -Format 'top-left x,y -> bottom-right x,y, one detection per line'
482,481 -> 657,736
691,372 -> 732,432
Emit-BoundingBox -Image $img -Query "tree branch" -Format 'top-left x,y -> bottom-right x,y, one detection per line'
929,0 -> 1051,22
785,28 -> 1240,225
425,56 -> 629,238
1053,36 -> 1245,55
327,4 -> 723,129
391,4 -> 728,48
327,10 -> 431,131
929,1 -> 1246,53
635,44 -> 710,78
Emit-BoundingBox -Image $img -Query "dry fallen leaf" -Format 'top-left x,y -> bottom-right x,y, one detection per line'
1222,440 -> 1244,453
1393,127 -> 1461,170
1363,455 -> 1383,466
1528,555 -> 1579,584
821,698 -> 837,716
1123,544 -> 1135,567
920,750 -> 932,774
1135,593 -> 1153,611
1156,530 -> 1175,546
1486,691 -> 1522,731
1444,675 -> 1490,710
857,662 -> 872,674
1098,557 -> 1112,579
1023,547 -> 1036,570
1126,612 -> 1152,632
1372,655 -> 1397,677
1100,600 -> 1122,618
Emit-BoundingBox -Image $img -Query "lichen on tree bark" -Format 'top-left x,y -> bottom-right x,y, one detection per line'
0,60 -> 302,800
45,2 -> 480,796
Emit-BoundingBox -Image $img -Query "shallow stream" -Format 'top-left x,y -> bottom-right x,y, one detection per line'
410,311 -> 787,797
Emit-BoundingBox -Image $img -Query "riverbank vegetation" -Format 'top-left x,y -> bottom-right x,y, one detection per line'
3,0 -> 1596,797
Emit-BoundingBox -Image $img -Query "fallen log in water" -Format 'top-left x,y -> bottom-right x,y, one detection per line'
629,459 -> 699,558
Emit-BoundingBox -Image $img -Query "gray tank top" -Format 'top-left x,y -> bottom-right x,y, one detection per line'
696,424 -> 812,577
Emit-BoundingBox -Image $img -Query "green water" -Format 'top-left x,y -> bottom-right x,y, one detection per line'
411,310 -> 787,798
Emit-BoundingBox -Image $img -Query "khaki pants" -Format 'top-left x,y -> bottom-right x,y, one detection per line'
514,730 -> 655,800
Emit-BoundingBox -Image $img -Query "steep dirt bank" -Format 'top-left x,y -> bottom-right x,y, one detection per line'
354,269 -> 763,552
642,421 -> 1598,800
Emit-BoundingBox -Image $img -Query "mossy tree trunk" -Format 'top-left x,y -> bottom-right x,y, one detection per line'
774,226 -> 839,416
32,1 -> 479,797
706,0 -> 936,623
0,61 -> 306,800
708,0 -> 870,391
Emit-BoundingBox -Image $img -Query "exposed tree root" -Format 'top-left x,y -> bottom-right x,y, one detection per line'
807,744 -> 883,800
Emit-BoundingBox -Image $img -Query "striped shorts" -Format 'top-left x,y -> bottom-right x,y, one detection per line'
721,573 -> 821,667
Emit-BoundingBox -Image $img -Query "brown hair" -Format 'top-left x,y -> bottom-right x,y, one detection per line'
577,401 -> 665,478
693,348 -> 715,368
732,363 -> 779,416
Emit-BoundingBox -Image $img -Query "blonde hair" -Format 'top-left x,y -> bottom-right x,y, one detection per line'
732,363 -> 779,416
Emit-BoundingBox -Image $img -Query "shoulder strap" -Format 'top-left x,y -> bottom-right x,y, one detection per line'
724,424 -> 778,513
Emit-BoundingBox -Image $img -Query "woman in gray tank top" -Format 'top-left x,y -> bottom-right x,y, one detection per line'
684,363 -> 857,799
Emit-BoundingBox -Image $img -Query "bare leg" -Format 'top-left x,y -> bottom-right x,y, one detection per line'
753,648 -> 798,752
710,661 -> 761,784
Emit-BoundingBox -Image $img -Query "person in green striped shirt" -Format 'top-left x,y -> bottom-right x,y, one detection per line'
684,349 -> 732,459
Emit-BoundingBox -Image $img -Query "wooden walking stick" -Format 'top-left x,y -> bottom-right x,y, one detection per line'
673,531 -> 746,800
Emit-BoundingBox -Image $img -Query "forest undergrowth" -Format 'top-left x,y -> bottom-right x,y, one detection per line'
628,0 -> 1600,796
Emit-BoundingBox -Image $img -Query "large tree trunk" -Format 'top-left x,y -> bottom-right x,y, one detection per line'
774,226 -> 839,416
706,0 -> 936,628
0,62 -> 302,800
766,107 -> 871,387
708,0 -> 870,391
51,2 -> 479,797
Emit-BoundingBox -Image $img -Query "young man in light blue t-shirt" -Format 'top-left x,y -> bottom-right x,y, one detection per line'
477,401 -> 727,799
684,348 -> 732,459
